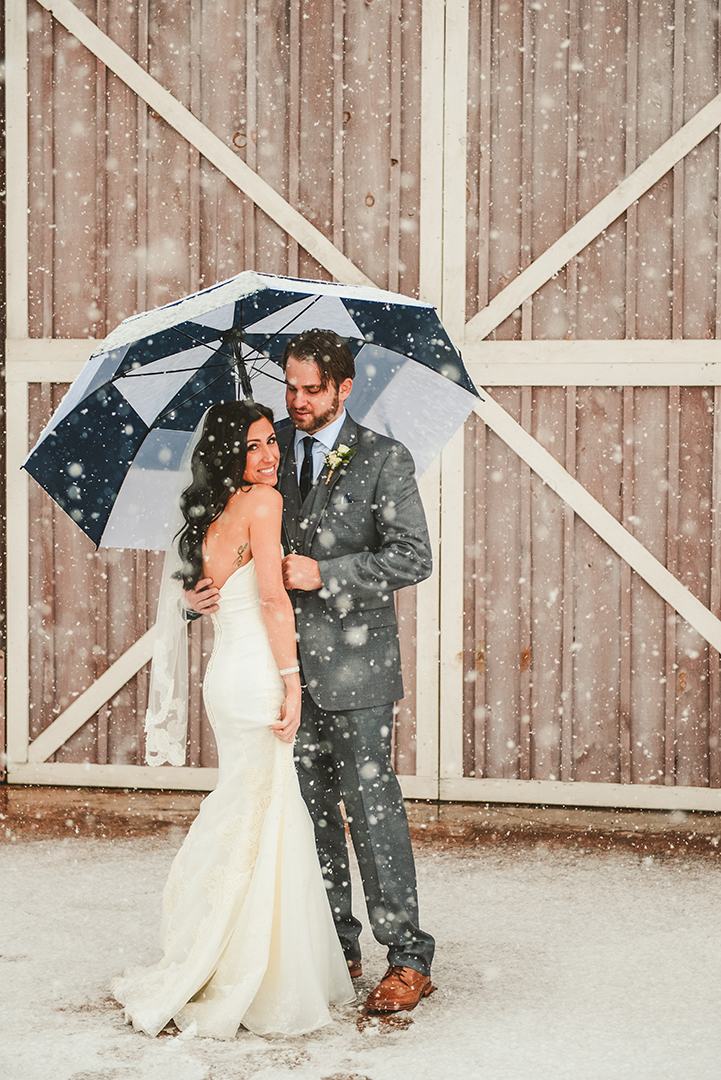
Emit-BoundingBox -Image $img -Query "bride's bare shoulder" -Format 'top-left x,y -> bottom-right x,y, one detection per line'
244,484 -> 283,518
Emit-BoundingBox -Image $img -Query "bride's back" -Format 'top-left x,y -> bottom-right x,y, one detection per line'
202,487 -> 255,590
202,480 -> 284,592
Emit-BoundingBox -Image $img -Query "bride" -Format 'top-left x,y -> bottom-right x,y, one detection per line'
112,401 -> 354,1038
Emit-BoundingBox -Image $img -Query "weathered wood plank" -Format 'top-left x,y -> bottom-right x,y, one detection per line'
36,0 -> 375,287
467,90 -> 721,340
629,388 -> 667,784
530,388 -> 565,781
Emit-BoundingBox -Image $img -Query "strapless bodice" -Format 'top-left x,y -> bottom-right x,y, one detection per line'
213,559 -> 263,632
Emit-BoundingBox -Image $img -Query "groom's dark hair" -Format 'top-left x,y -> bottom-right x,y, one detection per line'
281,329 -> 355,391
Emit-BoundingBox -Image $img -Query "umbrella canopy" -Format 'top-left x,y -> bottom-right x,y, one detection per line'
23,272 -> 480,550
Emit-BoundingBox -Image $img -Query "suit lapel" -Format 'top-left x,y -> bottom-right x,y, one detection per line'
300,415 -> 359,555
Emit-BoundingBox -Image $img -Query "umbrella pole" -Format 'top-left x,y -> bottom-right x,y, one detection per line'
224,328 -> 254,402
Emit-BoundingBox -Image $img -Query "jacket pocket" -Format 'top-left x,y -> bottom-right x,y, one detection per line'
340,606 -> 397,630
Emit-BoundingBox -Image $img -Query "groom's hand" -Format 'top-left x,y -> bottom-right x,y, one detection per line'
184,577 -> 221,615
282,554 -> 322,592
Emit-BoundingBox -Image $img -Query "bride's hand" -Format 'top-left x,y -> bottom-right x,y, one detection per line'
270,685 -> 301,743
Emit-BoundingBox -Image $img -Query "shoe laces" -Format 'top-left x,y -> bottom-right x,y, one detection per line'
385,965 -> 418,987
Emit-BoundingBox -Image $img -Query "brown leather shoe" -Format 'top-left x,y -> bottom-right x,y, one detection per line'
365,966 -> 435,1013
347,959 -> 363,979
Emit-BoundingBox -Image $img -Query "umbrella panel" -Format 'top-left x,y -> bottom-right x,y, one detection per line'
23,384 -> 150,543
24,272 -> 479,550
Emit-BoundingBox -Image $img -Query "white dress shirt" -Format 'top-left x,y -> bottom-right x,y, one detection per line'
293,410 -> 347,485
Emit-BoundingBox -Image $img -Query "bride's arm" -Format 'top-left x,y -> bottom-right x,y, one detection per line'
248,486 -> 302,743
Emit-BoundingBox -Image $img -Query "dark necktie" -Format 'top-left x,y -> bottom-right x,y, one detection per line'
299,436 -> 315,502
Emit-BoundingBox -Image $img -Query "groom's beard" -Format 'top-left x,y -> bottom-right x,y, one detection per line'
289,388 -> 340,434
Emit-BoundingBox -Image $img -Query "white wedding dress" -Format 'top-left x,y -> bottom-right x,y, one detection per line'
113,559 -> 354,1038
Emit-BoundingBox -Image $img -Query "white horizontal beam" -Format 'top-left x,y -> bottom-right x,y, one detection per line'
463,339 -> 721,385
440,776 -> 721,813
27,628 -> 156,763
9,763 -> 721,811
468,363 -> 721,387
7,762 -> 218,791
466,91 -> 721,341
6,338 -> 92,382
398,774 -> 439,801
10,337 -> 721,388
474,392 -> 721,652
37,0 -> 375,289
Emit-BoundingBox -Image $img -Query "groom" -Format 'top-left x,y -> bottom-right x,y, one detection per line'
190,329 -> 435,1012
278,329 -> 435,1013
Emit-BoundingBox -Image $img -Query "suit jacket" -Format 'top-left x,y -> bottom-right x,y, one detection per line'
277,414 -> 432,712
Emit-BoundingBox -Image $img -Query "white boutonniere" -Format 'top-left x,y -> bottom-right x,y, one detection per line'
324,443 -> 356,484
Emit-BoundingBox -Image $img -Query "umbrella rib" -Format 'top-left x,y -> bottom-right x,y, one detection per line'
157,353 -> 285,420
155,362 -> 238,423
249,366 -> 286,385
112,293 -> 326,385
110,331 -> 239,380
247,294 -> 324,357
112,361 -> 233,378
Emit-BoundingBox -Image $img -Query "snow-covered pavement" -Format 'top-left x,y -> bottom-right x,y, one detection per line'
2,831 -> 721,1080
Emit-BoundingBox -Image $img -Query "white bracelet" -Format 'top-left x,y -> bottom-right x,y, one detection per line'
279,665 -> 300,676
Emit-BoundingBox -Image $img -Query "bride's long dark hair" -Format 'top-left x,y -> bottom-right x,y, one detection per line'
176,400 -> 274,588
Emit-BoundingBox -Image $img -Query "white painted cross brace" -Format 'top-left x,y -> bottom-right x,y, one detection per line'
465,91 -> 721,341
27,628 -> 156,763
36,0 -> 375,290
475,393 -> 721,653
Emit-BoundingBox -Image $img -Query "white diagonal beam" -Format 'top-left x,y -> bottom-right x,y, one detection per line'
475,391 -> 721,652
466,91 -> 721,341
37,0 -> 375,289
27,628 -> 156,763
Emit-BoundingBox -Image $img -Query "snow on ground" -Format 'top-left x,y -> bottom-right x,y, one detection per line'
2,832 -> 721,1080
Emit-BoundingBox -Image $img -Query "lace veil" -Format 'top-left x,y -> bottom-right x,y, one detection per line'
144,413 -> 207,767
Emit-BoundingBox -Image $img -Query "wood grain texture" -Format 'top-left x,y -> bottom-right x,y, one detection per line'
17,2 -> 721,792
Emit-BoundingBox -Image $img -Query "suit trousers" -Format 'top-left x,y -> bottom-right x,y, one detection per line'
294,693 -> 435,976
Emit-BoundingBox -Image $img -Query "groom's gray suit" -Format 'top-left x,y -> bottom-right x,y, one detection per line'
277,413 -> 435,976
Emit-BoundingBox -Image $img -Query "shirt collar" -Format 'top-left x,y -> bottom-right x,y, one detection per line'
293,409 -> 347,453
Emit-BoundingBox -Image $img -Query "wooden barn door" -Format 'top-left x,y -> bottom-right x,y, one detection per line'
4,0 -> 433,793
6,0 -> 721,811
434,0 -> 721,812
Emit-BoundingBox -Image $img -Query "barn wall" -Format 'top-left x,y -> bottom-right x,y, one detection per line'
7,0 -> 721,798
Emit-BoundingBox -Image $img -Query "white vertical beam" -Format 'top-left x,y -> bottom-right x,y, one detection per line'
5,376 -> 30,764
419,0 -> 445,307
440,0 -> 470,341
5,0 -> 30,336
415,460 -> 441,781
438,0 -> 469,782
439,423 -> 466,781
416,0 -> 447,790
5,1 -> 31,765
